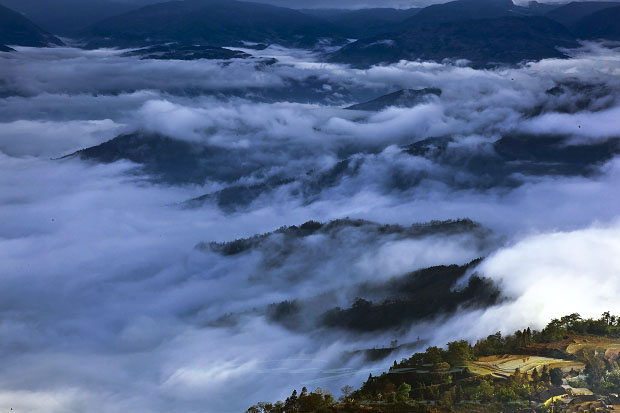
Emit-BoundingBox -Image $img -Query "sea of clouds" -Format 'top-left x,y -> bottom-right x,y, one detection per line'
1,41 -> 620,412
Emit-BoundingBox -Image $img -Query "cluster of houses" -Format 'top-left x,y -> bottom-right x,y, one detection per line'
512,388 -> 620,412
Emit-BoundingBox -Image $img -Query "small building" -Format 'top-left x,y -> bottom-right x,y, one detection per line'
536,387 -> 569,406
565,386 -> 594,396
559,395 -> 616,413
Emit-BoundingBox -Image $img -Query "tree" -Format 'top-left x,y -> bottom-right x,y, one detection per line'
284,389 -> 298,411
440,388 -> 454,408
455,385 -> 464,403
396,382 -> 411,402
585,356 -> 607,386
445,340 -> 473,367
550,368 -> 563,386
476,380 -> 494,402
424,346 -> 445,365
340,385 -> 353,401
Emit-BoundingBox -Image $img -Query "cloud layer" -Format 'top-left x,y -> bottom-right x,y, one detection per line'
1,42 -> 620,412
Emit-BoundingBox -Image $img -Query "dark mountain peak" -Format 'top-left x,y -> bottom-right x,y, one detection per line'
400,0 -> 525,27
0,4 -> 64,48
345,88 -> 442,111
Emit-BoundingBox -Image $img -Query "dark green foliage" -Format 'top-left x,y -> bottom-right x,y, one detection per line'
550,368 -> 563,386
321,260 -> 501,331
266,300 -> 300,329
248,387 -> 338,413
535,312 -> 620,342
445,340 -> 474,367
205,218 -> 484,257
248,312 -> 620,411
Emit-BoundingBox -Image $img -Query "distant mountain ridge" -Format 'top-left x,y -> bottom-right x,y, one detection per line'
300,8 -> 421,38
0,4 -> 63,50
398,0 -> 532,27
0,0 -> 144,34
79,0 -> 346,49
572,5 -> 620,40
544,1 -> 620,28
330,16 -> 578,67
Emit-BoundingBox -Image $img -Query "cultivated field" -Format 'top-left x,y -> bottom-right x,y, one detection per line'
564,337 -> 620,359
467,355 -> 585,379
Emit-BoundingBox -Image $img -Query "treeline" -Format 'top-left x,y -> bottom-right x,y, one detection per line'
536,312 -> 620,342
470,312 -> 620,357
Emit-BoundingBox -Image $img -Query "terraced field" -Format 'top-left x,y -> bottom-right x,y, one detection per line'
564,337 -> 620,359
467,355 -> 585,379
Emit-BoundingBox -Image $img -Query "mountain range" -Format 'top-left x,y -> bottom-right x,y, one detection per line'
2,0 -> 620,65
329,0 -> 620,66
